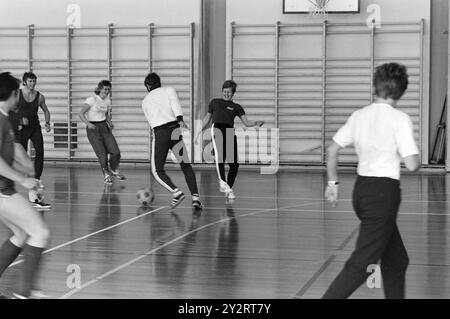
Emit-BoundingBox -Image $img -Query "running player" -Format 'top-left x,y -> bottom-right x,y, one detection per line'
322,63 -> 420,299
197,80 -> 264,200
10,72 -> 52,209
0,72 -> 50,299
141,72 -> 202,209
79,80 -> 125,185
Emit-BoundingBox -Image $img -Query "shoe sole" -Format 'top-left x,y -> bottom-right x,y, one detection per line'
170,194 -> 185,208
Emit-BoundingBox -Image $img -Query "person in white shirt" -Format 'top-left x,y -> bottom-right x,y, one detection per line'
323,63 -> 420,299
142,72 -> 202,209
79,80 -> 125,185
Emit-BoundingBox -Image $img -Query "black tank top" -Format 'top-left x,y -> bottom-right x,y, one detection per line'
17,89 -> 40,126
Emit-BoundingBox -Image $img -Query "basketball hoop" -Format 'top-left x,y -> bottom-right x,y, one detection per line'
308,0 -> 330,18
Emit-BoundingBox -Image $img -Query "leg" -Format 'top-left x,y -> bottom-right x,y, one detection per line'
86,126 -> 109,175
151,128 -> 177,192
29,126 -> 44,180
227,134 -> 239,188
169,128 -> 199,195
322,177 -> 401,299
102,125 -> 121,172
380,224 -> 409,299
0,194 -> 50,297
0,215 -> 27,277
211,124 -> 227,183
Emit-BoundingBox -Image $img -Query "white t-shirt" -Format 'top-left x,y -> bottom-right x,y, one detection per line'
84,95 -> 111,122
333,103 -> 419,180
141,87 -> 183,129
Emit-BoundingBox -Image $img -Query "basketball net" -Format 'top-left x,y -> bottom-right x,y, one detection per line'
308,0 -> 330,18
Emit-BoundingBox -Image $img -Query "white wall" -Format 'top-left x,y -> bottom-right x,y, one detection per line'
430,0 -> 448,164
0,0 -> 201,162
227,0 -> 430,24
0,0 -> 200,26
226,0 -> 431,163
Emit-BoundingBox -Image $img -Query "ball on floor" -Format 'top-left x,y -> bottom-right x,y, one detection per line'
136,187 -> 154,206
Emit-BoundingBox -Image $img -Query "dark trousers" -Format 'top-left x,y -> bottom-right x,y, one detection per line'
17,125 -> 44,180
211,123 -> 239,188
86,121 -> 121,173
322,176 -> 409,299
152,122 -> 198,195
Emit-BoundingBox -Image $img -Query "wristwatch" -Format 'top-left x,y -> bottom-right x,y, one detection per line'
328,181 -> 339,186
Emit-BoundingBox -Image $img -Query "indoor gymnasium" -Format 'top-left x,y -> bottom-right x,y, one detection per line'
0,0 -> 448,300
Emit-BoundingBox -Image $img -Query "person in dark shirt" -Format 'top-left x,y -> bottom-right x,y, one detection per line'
0,72 -> 50,299
9,72 -> 52,209
197,80 -> 264,200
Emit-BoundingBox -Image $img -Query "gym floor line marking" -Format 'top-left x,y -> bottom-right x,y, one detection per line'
294,226 -> 359,298
8,206 -> 165,269
59,201 -> 320,299
273,208 -> 450,217
32,190 -> 450,203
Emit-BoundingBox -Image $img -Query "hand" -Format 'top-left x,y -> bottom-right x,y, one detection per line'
22,117 -> 29,126
255,121 -> 264,127
325,185 -> 339,206
20,177 -> 39,190
179,121 -> 189,130
13,161 -> 35,177
87,123 -> 96,130
45,122 -> 51,132
108,122 -> 114,130
194,132 -> 203,145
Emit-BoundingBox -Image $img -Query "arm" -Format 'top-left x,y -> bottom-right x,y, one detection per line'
195,113 -> 212,141
106,103 -> 113,129
168,87 -> 185,126
239,115 -> 264,128
325,141 -> 342,205
79,103 -> 96,130
0,156 -> 37,190
13,143 -> 34,176
403,154 -> 420,172
396,115 -> 420,172
39,94 -> 51,132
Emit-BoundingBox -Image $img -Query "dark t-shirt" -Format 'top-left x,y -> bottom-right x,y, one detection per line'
17,90 -> 41,126
0,112 -> 17,195
208,99 -> 245,127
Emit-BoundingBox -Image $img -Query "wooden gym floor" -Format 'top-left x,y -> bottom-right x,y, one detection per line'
0,165 -> 449,299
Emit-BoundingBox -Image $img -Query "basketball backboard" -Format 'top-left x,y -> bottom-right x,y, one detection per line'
283,0 -> 360,13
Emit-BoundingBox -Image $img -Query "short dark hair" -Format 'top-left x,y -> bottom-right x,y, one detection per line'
0,72 -> 20,101
22,71 -> 37,83
222,80 -> 237,94
374,63 -> 408,100
94,80 -> 112,95
144,73 -> 161,92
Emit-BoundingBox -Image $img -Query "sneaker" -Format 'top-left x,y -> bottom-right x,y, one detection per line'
111,170 -> 126,181
12,292 -> 29,299
104,174 -> 113,185
29,189 -> 38,202
219,180 -> 231,193
170,191 -> 185,208
32,199 -> 52,210
192,195 -> 203,209
226,189 -> 236,200
30,289 -> 50,299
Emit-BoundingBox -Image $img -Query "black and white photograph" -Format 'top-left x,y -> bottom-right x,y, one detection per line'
0,0 -> 448,306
